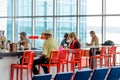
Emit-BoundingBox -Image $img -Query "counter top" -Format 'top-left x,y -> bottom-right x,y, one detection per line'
0,50 -> 42,59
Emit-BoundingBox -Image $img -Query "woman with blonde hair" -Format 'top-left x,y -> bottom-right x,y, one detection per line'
68,32 -> 81,49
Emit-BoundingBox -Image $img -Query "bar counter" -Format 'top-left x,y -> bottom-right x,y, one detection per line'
0,50 -> 42,58
0,50 -> 42,80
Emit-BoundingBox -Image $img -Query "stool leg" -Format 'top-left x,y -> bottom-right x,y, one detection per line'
31,69 -> 33,79
16,68 -> 18,80
10,66 -> 14,80
62,64 -> 64,72
27,69 -> 29,80
71,62 -> 74,72
67,63 -> 68,72
38,65 -> 40,74
20,69 -> 23,80
57,63 -> 60,73
48,66 -> 50,73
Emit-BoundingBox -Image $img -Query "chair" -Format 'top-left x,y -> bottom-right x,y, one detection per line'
70,49 -> 82,71
73,70 -> 92,80
38,50 -> 60,73
107,67 -> 120,80
81,49 -> 89,67
91,68 -> 109,80
58,49 -> 70,72
32,74 -> 52,80
90,47 -> 106,69
105,46 -> 116,67
10,51 -> 35,80
54,72 -> 73,80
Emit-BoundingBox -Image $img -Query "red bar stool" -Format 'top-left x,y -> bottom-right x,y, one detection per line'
10,51 -> 35,80
69,49 -> 82,72
81,49 -> 89,67
58,49 -> 70,72
105,46 -> 116,67
90,47 -> 106,69
38,51 -> 60,73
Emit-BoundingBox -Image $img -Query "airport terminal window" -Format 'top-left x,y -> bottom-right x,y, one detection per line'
57,0 -> 76,15
1,0 -> 120,48
57,17 -> 76,44
35,0 -> 53,16
35,18 -> 53,47
86,17 -> 102,45
106,0 -> 120,14
106,16 -> 120,44
14,18 -> 32,42
83,0 -> 102,15
15,0 -> 32,16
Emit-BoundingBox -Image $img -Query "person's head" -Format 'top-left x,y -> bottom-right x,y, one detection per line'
90,31 -> 95,37
42,30 -> 52,40
19,32 -> 26,40
69,32 -> 77,41
64,33 -> 69,39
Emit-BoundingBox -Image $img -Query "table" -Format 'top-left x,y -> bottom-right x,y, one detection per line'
82,45 -> 120,69
0,50 -> 42,80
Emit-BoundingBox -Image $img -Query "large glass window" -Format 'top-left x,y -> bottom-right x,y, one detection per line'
14,18 -> 32,42
35,0 -> 53,16
7,19 -> 12,41
35,18 -> 53,47
0,0 -> 12,16
86,17 -> 102,44
15,0 -> 32,16
57,17 -> 76,44
1,0 -> 120,48
57,0 -> 76,15
81,0 -> 102,15
106,0 -> 120,14
0,18 -> 12,41
106,16 -> 120,44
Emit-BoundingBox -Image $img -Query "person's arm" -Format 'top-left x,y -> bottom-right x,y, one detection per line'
86,43 -> 92,46
95,37 -> 99,46
60,39 -> 65,47
42,41 -> 48,57
74,41 -> 81,49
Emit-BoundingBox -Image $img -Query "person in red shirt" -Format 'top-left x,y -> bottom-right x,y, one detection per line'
68,32 -> 81,49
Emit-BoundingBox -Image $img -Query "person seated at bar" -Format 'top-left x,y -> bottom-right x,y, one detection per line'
0,30 -> 6,49
60,33 -> 69,48
86,31 -> 99,68
32,30 -> 59,75
17,32 -> 30,50
86,31 -> 99,47
68,32 -> 81,49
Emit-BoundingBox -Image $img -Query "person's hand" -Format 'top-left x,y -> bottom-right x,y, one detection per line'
41,54 -> 47,58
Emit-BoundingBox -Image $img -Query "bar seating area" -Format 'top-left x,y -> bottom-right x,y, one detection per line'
7,45 -> 120,80
0,0 -> 120,80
